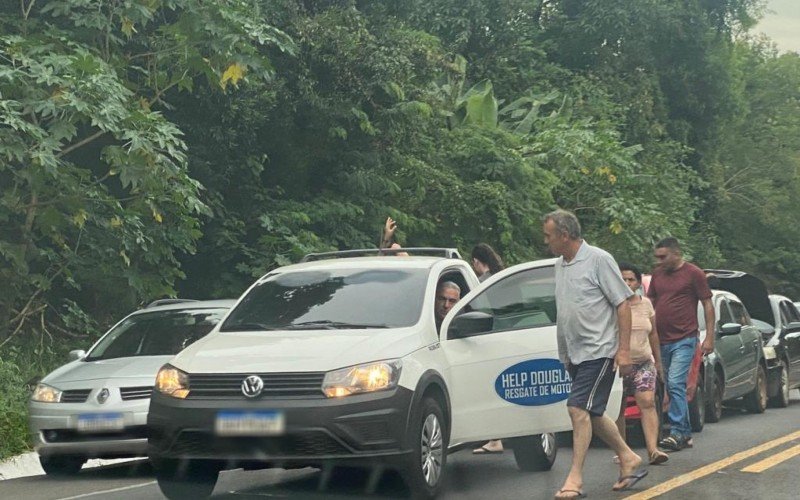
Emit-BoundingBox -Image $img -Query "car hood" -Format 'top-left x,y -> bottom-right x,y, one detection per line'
172,328 -> 423,373
705,269 -> 772,324
43,356 -> 172,385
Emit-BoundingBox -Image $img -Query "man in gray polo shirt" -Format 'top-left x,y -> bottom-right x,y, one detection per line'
543,210 -> 647,499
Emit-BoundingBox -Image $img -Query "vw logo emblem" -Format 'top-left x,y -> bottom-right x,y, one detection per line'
97,388 -> 110,404
241,375 -> 264,398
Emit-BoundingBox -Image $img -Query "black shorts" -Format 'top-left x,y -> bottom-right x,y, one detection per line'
567,357 -> 616,417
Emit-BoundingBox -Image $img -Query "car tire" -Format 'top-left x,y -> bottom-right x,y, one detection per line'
688,378 -> 705,433
39,455 -> 85,476
403,397 -> 448,499
509,433 -> 557,472
744,365 -> 768,414
768,361 -> 790,408
705,373 -> 723,423
154,458 -> 220,500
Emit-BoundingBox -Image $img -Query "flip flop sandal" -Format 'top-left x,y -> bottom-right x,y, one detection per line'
612,468 -> 649,491
554,489 -> 587,499
649,451 -> 669,465
472,445 -> 503,455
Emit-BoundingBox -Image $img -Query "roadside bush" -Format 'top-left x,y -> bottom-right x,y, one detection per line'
0,357 -> 30,460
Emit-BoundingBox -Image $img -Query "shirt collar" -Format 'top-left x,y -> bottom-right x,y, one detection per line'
561,240 -> 588,266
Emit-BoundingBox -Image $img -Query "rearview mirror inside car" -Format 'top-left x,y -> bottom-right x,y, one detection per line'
719,323 -> 742,336
68,349 -> 86,361
448,311 -> 493,339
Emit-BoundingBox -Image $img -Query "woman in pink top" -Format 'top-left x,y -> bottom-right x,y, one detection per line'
615,262 -> 669,465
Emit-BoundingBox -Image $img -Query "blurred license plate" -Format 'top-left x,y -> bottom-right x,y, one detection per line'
215,410 -> 285,436
76,413 -> 124,433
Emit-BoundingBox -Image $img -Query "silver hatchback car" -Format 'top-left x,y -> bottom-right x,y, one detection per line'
28,299 -> 234,475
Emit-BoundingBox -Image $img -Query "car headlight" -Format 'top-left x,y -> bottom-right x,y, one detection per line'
322,360 -> 402,398
31,384 -> 62,403
155,364 -> 190,399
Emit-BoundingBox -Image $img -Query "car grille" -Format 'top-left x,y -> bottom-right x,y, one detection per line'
61,389 -> 91,403
187,372 -> 325,399
169,430 -> 349,457
120,386 -> 152,401
43,426 -> 148,443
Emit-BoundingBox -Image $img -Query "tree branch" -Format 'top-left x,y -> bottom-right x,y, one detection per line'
56,129 -> 107,158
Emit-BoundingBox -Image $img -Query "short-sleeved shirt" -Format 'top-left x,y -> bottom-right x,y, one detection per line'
646,262 -> 712,344
630,297 -> 655,363
555,241 -> 633,365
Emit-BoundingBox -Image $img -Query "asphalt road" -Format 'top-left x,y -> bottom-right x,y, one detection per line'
3,392 -> 799,500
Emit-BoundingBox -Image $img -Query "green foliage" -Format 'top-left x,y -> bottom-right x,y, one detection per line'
0,357 -> 28,459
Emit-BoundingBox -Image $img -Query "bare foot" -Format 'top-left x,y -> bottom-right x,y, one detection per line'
613,452 -> 644,490
472,439 -> 503,454
555,479 -> 585,499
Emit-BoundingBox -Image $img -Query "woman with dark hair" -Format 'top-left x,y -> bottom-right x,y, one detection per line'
472,243 -> 506,455
471,243 -> 504,283
615,261 -> 668,465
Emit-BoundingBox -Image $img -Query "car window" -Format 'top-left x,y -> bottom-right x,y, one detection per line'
459,266 -> 556,336
728,299 -> 751,326
86,308 -> 229,361
221,268 -> 427,331
781,301 -> 800,324
715,299 -> 734,330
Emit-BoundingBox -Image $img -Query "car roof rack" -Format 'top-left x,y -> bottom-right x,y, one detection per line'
145,298 -> 199,308
301,247 -> 462,262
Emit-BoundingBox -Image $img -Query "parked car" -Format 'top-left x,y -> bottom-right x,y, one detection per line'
700,271 -> 769,421
754,294 -> 800,406
147,249 -> 608,499
28,299 -> 234,475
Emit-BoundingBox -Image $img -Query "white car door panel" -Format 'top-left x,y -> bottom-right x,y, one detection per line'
440,261 -> 621,444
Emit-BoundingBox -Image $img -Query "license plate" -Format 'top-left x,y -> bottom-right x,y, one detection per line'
76,413 -> 124,433
215,410 -> 285,437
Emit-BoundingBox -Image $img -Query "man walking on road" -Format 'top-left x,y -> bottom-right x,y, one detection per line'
543,210 -> 647,499
647,237 -> 715,451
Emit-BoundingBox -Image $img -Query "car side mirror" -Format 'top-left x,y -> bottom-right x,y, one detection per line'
69,349 -> 86,361
448,311 -> 493,339
719,323 -> 742,336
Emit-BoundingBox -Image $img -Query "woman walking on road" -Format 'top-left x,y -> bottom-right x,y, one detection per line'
615,262 -> 669,465
470,243 -> 506,455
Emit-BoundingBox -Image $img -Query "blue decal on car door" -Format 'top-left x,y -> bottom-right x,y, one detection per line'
495,358 -> 572,406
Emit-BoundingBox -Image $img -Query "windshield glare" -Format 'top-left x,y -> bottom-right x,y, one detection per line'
221,268 -> 427,331
86,308 -> 229,361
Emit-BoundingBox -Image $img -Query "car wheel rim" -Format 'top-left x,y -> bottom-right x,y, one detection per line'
420,413 -> 443,486
541,433 -> 556,458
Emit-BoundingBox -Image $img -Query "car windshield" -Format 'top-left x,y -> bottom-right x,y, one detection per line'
220,268 -> 428,331
86,308 -> 229,361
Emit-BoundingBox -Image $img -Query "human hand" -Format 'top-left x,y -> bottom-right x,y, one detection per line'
384,217 -> 397,238
656,363 -> 665,381
701,338 -> 714,355
615,350 -> 633,376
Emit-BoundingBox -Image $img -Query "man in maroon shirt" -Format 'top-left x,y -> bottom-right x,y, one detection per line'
647,237 -> 714,451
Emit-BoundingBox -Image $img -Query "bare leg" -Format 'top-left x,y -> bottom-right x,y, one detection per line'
615,396 -> 627,443
591,414 -> 643,489
635,390 -> 667,462
556,406 -> 591,497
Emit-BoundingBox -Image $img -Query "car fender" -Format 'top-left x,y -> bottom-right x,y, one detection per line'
404,369 -> 451,444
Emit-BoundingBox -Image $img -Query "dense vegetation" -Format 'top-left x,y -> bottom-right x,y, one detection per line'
2,0 -> 798,459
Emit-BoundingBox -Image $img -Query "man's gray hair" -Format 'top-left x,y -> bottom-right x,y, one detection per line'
542,209 -> 582,240
437,281 -> 461,294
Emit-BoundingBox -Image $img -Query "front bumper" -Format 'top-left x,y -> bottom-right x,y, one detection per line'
29,399 -> 149,459
147,386 -> 414,466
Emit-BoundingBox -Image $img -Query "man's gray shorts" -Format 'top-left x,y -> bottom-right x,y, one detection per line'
567,357 -> 616,417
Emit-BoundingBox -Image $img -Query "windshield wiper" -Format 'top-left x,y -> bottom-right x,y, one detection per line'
220,322 -> 277,332
285,320 -> 390,330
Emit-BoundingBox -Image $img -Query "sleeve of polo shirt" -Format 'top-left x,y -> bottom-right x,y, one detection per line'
596,253 -> 634,307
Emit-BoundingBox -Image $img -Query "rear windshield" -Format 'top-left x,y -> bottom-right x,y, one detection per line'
86,308 -> 229,361
220,268 -> 427,331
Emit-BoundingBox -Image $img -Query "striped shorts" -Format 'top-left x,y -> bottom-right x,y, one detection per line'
566,357 -> 616,417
